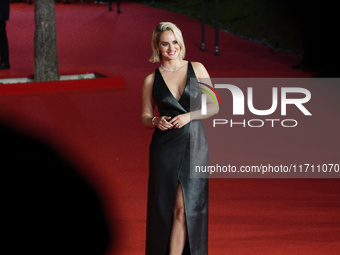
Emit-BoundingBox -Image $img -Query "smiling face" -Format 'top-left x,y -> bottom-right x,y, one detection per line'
157,30 -> 181,61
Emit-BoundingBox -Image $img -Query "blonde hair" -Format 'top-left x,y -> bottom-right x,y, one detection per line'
149,22 -> 186,63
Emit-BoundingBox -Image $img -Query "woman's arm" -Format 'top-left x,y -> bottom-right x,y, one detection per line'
141,73 -> 156,129
141,73 -> 173,130
191,62 -> 219,120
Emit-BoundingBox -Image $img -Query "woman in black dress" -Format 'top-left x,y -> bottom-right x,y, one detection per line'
141,22 -> 218,255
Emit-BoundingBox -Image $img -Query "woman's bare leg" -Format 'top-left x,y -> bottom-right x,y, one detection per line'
169,182 -> 187,255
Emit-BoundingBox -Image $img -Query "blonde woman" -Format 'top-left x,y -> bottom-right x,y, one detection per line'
141,22 -> 218,255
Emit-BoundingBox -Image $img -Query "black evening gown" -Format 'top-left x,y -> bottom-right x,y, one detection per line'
146,62 -> 209,255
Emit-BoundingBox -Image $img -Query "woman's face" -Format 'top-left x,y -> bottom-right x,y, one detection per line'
157,30 -> 181,61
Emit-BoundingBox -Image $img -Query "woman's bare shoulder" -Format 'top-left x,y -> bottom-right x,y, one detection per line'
190,61 -> 209,78
143,71 -> 156,87
191,62 -> 205,70
191,61 -> 205,69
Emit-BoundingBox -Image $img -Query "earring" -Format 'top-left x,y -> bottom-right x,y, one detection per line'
157,51 -> 160,54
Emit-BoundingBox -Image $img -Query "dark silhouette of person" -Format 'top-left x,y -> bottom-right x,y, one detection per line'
0,0 -> 10,69
0,120 -> 111,254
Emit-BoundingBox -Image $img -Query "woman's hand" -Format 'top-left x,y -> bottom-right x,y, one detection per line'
154,116 -> 173,131
169,113 -> 190,129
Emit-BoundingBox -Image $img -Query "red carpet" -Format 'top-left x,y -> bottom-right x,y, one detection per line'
1,2 -> 339,255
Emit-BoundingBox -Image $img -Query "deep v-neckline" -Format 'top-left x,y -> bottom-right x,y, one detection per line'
158,62 -> 189,102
